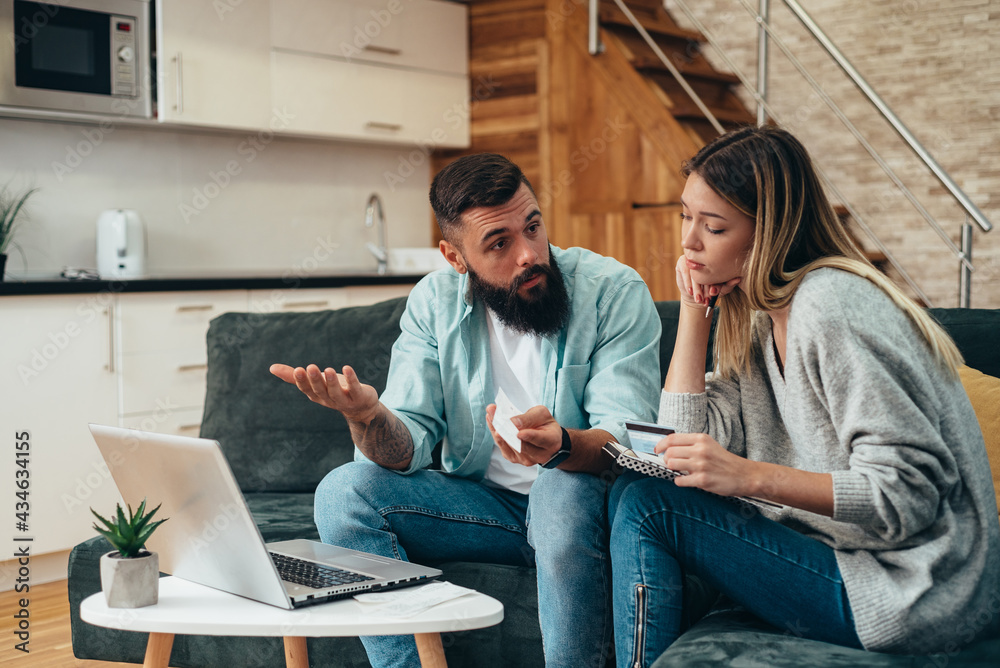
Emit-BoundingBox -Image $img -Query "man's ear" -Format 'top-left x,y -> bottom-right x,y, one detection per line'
440,239 -> 468,274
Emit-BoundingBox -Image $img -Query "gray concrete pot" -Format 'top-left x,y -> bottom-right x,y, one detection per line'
99,551 -> 159,608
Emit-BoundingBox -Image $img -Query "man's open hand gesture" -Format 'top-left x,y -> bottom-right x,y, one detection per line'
270,363 -> 379,423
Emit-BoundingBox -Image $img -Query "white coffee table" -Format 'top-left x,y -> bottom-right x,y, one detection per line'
80,575 -> 505,668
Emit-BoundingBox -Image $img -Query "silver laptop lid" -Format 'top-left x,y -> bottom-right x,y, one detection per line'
88,424 -> 293,609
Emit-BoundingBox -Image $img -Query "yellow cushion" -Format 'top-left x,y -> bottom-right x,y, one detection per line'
958,365 -> 1000,516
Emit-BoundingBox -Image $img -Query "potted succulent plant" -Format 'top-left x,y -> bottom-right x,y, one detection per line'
0,183 -> 38,281
91,498 -> 168,608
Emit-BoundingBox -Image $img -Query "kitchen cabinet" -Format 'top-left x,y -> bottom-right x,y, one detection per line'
248,287 -> 350,313
0,295 -> 120,557
270,0 -> 469,147
272,51 -> 469,146
343,284 -> 413,306
152,0 -> 469,145
248,284 -> 411,312
117,291 -> 249,433
155,0 -> 272,130
271,0 -> 467,76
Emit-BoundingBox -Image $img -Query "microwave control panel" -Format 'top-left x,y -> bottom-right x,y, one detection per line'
111,15 -> 137,98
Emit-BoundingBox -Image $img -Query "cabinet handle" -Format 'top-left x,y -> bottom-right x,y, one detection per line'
363,44 -> 402,56
178,423 -> 201,432
365,121 -> 402,132
282,300 -> 329,309
106,304 -> 115,374
177,363 -> 209,372
177,304 -> 213,312
174,52 -> 184,114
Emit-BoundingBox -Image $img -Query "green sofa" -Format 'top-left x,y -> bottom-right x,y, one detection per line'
69,297 -> 1000,667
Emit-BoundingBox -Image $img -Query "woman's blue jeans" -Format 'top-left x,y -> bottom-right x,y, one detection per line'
610,472 -> 862,668
314,462 -> 615,668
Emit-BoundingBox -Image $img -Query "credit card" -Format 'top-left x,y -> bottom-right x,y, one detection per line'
625,420 -> 675,455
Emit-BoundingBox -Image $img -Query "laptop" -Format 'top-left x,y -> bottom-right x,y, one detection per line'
88,424 -> 441,610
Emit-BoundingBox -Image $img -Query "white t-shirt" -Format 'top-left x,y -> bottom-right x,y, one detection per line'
483,309 -> 541,495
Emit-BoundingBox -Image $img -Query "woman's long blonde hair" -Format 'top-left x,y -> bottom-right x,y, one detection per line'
684,126 -> 962,379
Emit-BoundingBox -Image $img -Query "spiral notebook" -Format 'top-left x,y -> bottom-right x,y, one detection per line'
607,421 -> 784,512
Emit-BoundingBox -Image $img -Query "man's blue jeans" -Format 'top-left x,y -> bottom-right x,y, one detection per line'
314,462 -> 615,668
609,472 -> 862,668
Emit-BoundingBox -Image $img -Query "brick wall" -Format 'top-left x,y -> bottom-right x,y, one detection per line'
664,0 -> 1000,308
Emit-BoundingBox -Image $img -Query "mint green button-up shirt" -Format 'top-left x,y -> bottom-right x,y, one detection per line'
364,246 -> 661,478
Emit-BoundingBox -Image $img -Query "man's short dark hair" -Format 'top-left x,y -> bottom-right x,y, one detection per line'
430,153 -> 536,243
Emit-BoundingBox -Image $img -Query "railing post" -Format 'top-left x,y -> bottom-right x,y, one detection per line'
589,0 -> 604,55
756,0 -> 770,125
960,216 -> 973,308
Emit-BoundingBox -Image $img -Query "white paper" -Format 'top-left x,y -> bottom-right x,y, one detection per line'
354,581 -> 475,617
493,388 -> 524,452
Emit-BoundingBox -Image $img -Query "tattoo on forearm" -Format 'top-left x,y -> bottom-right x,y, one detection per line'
354,410 -> 413,467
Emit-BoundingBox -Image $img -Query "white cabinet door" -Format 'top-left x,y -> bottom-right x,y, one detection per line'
272,0 -> 468,75
0,295 -> 120,557
117,291 -> 248,417
272,50 -> 469,147
156,0 -> 272,130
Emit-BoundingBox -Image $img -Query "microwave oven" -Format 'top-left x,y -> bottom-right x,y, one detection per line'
0,0 -> 151,118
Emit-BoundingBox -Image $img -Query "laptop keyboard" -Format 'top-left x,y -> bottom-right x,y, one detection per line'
270,552 -> 375,590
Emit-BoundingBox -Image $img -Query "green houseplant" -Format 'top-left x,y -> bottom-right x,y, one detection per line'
92,498 -> 168,608
0,183 -> 38,280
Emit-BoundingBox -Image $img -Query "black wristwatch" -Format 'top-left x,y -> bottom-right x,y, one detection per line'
542,427 -> 573,469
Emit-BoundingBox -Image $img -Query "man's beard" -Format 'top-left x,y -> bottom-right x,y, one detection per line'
467,249 -> 570,336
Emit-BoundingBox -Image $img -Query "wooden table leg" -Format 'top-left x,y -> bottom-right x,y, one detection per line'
414,632 -> 447,668
143,632 -> 174,668
284,636 -> 309,668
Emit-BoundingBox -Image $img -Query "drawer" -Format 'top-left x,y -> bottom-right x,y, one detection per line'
120,350 -> 210,415
345,284 -> 412,306
122,407 -> 205,439
118,291 -> 248,354
248,288 -> 350,313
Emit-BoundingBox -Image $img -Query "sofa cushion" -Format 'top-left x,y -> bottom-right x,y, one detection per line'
652,607 -> 1000,667
200,297 -> 408,493
245,492 -> 320,542
958,365 -> 1000,516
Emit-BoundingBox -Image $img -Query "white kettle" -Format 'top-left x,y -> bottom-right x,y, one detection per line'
97,209 -> 147,279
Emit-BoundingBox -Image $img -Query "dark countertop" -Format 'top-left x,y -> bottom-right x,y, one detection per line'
0,272 -> 425,296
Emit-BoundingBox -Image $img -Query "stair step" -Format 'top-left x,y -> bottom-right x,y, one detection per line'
634,58 -> 742,85
598,4 -> 704,43
668,99 -> 755,124
604,28 -> 741,86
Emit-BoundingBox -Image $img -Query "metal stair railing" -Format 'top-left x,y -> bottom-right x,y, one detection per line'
587,0 -> 994,306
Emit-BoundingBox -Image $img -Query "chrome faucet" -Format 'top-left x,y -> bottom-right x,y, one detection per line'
365,193 -> 388,275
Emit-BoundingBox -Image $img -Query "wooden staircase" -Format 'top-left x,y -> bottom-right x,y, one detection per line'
596,0 -> 755,143
433,0 -> 892,300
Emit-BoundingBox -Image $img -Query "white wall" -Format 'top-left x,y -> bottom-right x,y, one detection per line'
0,116 -> 434,279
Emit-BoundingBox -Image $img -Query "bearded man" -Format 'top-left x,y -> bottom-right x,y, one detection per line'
271,153 -> 661,668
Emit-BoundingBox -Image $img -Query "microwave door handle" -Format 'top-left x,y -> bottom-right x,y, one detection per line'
174,52 -> 184,114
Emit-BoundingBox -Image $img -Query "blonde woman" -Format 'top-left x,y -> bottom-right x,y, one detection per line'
610,125 -> 999,667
